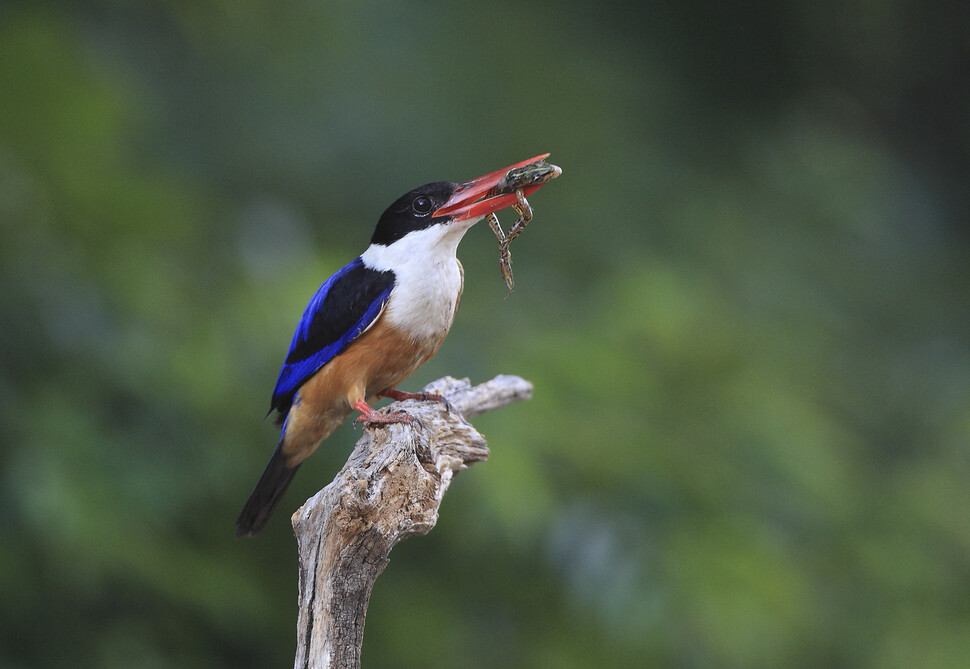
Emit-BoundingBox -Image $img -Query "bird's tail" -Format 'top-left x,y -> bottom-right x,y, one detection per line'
235,441 -> 300,537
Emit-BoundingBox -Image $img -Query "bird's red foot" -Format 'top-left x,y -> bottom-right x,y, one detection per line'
352,398 -> 413,426
377,388 -> 447,404
378,388 -> 454,414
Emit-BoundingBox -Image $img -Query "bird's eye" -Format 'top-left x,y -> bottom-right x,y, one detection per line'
411,195 -> 435,216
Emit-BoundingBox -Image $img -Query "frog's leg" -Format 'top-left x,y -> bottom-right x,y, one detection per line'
486,212 -> 515,293
503,189 -> 533,244
485,212 -> 506,242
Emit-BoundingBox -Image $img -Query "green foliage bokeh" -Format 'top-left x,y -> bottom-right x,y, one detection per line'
2,1 -> 968,667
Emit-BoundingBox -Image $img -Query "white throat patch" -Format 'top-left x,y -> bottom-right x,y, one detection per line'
360,216 -> 480,340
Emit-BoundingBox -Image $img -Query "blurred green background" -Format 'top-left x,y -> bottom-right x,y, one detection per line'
2,1 -> 968,667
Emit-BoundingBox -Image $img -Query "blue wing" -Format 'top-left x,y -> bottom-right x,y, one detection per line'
270,256 -> 395,420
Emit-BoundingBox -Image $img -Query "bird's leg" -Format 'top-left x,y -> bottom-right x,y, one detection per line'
378,388 -> 454,413
352,397 -> 413,426
378,388 -> 445,403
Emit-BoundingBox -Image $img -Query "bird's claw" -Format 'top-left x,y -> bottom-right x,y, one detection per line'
416,391 -> 457,415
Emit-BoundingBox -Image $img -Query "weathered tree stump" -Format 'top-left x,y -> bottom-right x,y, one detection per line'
291,375 -> 533,669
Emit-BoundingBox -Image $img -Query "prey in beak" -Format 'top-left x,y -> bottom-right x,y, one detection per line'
436,153 -> 563,295
433,153 -> 561,222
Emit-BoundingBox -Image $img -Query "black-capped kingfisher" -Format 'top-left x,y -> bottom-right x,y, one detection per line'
235,154 -> 558,537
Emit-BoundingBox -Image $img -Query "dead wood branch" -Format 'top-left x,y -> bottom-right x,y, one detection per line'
291,375 -> 533,669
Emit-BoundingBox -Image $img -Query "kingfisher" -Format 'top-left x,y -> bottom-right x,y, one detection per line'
235,154 -> 559,537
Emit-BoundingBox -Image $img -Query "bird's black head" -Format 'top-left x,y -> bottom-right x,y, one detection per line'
370,182 -> 458,247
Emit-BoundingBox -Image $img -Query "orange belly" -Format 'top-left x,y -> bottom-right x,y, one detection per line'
279,317 -> 448,466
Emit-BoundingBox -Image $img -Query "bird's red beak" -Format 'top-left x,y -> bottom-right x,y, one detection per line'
433,153 -> 556,222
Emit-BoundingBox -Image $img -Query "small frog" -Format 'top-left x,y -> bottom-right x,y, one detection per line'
485,158 -> 561,294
